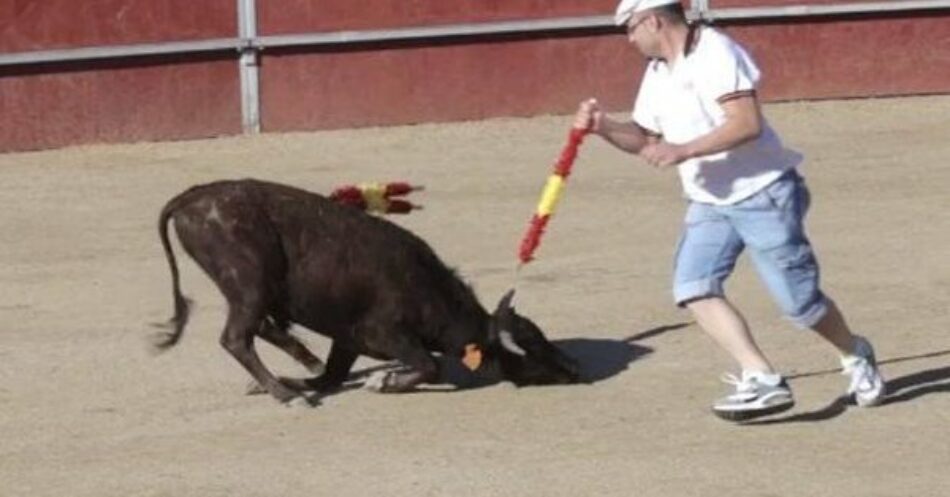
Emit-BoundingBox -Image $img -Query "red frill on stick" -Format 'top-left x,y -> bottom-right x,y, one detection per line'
328,182 -> 423,214
329,186 -> 365,205
383,182 -> 417,197
518,214 -> 550,264
553,128 -> 588,178
516,127 -> 588,265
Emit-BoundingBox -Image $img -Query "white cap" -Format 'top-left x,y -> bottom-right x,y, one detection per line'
614,0 -> 681,26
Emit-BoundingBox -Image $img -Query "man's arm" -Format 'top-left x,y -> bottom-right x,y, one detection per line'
640,93 -> 763,168
598,118 -> 659,154
573,98 -> 657,154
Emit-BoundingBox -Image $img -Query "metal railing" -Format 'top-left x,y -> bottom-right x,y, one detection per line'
699,0 -> 950,21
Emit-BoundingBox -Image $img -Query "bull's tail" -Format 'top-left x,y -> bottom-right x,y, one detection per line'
151,191 -> 195,351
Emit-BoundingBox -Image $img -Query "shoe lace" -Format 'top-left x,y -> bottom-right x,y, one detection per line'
720,372 -> 756,394
842,357 -> 875,394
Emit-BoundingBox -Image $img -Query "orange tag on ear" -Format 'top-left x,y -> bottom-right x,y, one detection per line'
462,343 -> 483,371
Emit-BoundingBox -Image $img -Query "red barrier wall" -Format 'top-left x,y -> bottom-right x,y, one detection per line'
1,59 -> 241,152
261,35 -> 642,132
256,0 -> 628,132
0,0 -> 238,153
729,14 -> 950,100
0,0 -> 235,50
258,0 -> 616,33
1,1 -> 948,152
259,7 -> 950,133
713,0 -> 871,7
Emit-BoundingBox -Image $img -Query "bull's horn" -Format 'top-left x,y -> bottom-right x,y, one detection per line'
499,330 -> 527,356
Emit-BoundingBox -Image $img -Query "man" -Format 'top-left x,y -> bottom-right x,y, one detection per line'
575,0 -> 885,420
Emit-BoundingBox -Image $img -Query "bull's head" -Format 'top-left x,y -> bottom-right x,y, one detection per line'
485,289 -> 580,386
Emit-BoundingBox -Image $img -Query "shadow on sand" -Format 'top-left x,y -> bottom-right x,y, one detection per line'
556,321 -> 693,384
316,321 -> 694,399
743,348 -> 950,425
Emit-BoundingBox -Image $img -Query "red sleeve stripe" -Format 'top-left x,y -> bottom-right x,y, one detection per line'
717,90 -> 756,104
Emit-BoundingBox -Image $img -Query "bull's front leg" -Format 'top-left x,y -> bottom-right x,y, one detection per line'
303,341 -> 358,392
246,341 -> 357,396
255,318 -> 326,375
363,336 -> 439,393
364,367 -> 438,392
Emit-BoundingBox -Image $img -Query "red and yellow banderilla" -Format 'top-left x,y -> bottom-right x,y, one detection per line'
329,181 -> 424,214
518,127 -> 588,265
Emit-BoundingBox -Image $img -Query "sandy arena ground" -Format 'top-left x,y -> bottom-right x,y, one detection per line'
1,96 -> 949,497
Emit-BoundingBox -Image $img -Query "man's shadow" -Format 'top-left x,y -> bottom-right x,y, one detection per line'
744,349 -> 950,426
880,364 -> 950,405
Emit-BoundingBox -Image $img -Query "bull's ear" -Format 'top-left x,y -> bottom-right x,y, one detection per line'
489,288 -> 516,342
492,288 -> 516,331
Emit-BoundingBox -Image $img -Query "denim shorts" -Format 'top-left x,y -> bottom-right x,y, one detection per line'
672,169 -> 829,328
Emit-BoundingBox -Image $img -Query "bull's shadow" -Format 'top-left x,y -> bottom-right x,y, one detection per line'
552,337 -> 652,384
554,321 -> 693,383
339,321 -> 689,392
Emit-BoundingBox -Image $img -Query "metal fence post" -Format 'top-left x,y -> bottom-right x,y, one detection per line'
692,0 -> 710,20
238,0 -> 261,134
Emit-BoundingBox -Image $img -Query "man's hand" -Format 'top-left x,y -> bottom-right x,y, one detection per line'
573,98 -> 652,154
640,141 -> 692,168
573,98 -> 603,133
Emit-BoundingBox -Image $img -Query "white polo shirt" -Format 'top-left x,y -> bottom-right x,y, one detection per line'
632,27 -> 802,205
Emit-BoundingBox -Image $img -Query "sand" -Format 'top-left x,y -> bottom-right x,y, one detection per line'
1,95 -> 949,496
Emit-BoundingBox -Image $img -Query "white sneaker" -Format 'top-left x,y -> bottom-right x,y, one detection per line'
712,371 -> 795,421
841,335 -> 886,407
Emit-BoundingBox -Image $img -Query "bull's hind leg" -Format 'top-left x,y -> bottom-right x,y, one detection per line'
256,319 -> 326,375
250,340 -> 358,395
221,307 -> 301,403
172,195 -> 301,403
244,319 -> 327,396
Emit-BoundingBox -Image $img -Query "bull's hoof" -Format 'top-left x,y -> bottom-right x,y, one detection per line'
303,375 -> 342,393
363,371 -> 391,392
146,332 -> 176,353
245,379 -> 267,395
305,360 -> 326,377
285,396 -> 314,408
248,376 -> 315,395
